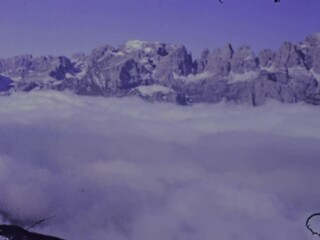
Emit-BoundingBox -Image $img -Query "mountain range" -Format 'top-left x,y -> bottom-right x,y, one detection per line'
1,33 -> 320,106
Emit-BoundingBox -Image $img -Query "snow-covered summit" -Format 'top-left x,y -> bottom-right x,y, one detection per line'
123,40 -> 152,52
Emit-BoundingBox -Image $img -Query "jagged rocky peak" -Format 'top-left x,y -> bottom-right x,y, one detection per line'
121,40 -> 157,53
194,43 -> 234,76
0,54 -> 32,76
258,49 -> 276,68
200,48 -> 210,59
231,45 -> 257,74
221,43 -> 234,59
118,40 -> 194,79
116,40 -> 166,59
194,48 -> 210,73
207,43 -> 234,61
1,33 -> 320,106
90,44 -> 115,56
118,40 -> 193,72
0,54 -> 75,84
275,41 -> 305,68
120,40 -> 188,56
300,33 -> 320,74
312,47 -> 320,74
87,44 -> 118,64
304,32 -> 320,47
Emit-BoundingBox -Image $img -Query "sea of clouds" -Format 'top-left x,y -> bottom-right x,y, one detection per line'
0,91 -> 320,240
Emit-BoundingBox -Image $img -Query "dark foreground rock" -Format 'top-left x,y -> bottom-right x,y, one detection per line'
0,224 -> 64,240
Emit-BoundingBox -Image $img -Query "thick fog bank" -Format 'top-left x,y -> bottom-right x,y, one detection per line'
0,91 -> 319,240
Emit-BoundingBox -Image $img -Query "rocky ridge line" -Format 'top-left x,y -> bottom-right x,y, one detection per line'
1,34 -> 320,106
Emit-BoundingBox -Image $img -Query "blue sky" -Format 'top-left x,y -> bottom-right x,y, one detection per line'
0,0 -> 319,58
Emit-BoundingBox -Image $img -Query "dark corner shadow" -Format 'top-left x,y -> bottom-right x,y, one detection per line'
0,224 -> 65,240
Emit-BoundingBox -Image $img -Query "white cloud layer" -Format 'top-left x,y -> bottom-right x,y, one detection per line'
0,91 -> 320,240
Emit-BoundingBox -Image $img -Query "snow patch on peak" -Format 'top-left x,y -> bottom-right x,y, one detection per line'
65,73 -> 74,79
111,51 -> 125,57
135,85 -> 174,96
124,40 -> 157,54
144,47 -> 153,53
228,71 -> 259,83
311,68 -> 320,83
288,66 -> 310,76
173,71 -> 213,83
125,40 -> 148,50
261,65 -> 277,73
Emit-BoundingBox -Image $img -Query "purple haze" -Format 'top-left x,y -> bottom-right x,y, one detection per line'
0,0 -> 319,58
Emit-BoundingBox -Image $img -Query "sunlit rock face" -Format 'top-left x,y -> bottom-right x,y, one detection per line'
0,33 -> 320,105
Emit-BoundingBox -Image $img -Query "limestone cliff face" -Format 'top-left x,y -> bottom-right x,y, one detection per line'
1,33 -> 320,105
